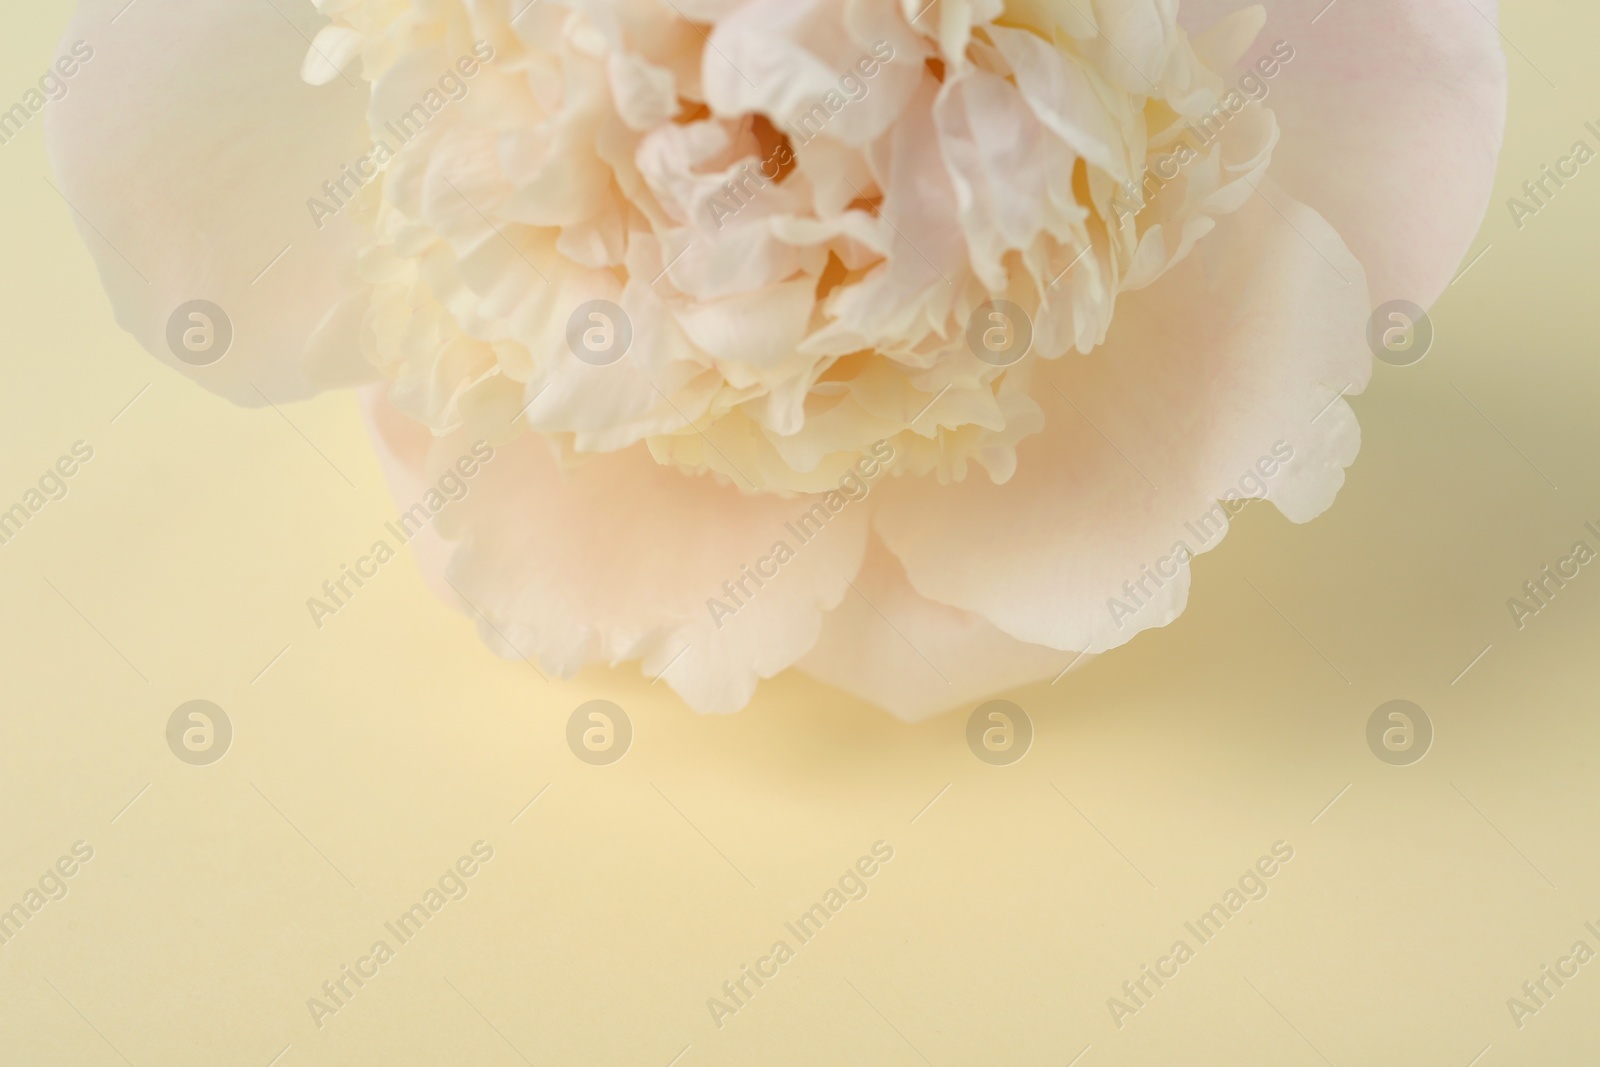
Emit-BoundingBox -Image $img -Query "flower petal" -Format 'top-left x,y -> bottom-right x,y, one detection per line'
703,0 -> 925,147
362,388 -> 872,713
799,539 -> 1081,721
1180,0 -> 1507,307
872,188 -> 1370,654
359,384 -> 457,609
46,0 -> 376,404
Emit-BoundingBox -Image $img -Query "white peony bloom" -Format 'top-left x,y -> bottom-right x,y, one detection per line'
49,0 -> 1506,717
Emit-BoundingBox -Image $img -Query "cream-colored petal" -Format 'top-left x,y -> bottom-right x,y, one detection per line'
47,0 -> 376,404
704,0 -> 925,146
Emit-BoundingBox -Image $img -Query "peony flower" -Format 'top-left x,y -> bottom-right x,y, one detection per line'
50,0 -> 1505,718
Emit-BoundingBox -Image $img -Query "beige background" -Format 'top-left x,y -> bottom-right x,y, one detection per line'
3,2 -> 1599,1064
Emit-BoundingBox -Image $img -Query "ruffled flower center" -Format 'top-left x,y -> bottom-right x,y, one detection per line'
306,0 -> 1279,493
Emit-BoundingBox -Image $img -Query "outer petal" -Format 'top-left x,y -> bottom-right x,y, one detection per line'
47,0 -> 376,404
873,189 -> 1370,654
360,386 -> 457,611
1181,0 -> 1507,307
799,539 -> 1084,721
362,388 -> 871,713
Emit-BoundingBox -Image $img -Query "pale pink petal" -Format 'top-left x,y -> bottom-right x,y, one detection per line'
46,0 -> 376,404
359,385 -> 457,610
799,539 -> 1082,721
1180,0 -> 1507,307
362,389 -> 872,713
873,189 -> 1370,654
